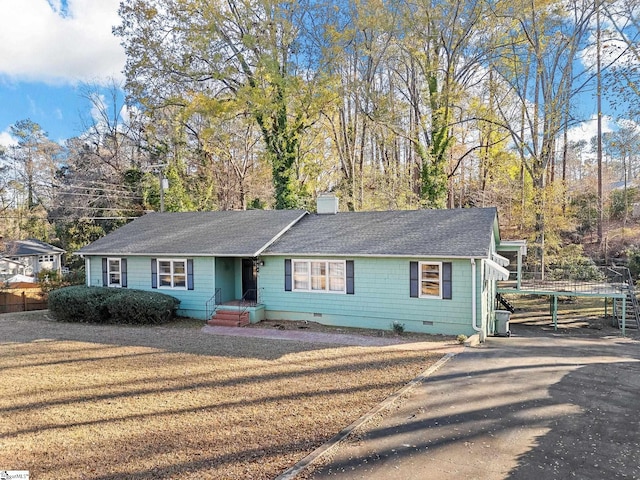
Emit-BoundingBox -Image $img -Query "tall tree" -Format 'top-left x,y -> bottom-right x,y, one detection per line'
2,120 -> 62,239
490,0 -> 594,271
397,0 -> 496,207
602,0 -> 640,122
52,83 -> 147,243
6,119 -> 61,210
116,0 -> 329,209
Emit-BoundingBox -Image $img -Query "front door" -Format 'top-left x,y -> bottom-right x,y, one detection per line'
242,259 -> 257,302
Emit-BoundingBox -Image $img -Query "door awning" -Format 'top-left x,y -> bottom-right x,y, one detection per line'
485,258 -> 510,281
491,252 -> 510,267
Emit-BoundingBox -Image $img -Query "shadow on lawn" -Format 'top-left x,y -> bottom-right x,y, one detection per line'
0,312 -> 443,480
0,311 -> 339,360
305,328 -> 640,480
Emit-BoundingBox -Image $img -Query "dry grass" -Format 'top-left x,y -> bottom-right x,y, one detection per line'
0,312 -> 447,479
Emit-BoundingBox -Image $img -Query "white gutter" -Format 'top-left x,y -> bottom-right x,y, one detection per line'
85,256 -> 90,287
76,250 -> 490,260
471,258 -> 480,334
260,253 -> 491,259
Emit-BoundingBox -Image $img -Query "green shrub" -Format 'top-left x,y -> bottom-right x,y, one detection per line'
48,286 -> 180,325
570,192 -> 599,236
391,321 -> 405,334
609,187 -> 638,220
38,267 -> 86,294
104,290 -> 180,325
626,246 -> 640,279
545,244 -> 605,282
48,285 -> 114,323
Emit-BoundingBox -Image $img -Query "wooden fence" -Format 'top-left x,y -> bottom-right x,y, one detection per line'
0,283 -> 48,313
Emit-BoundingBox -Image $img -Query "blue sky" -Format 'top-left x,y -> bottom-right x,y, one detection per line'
0,0 -> 124,145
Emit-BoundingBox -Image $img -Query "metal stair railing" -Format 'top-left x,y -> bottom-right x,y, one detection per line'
620,268 -> 640,330
205,288 -> 222,320
237,288 -> 262,323
496,293 -> 515,313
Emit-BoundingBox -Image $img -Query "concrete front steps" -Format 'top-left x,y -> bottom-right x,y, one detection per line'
207,309 -> 250,327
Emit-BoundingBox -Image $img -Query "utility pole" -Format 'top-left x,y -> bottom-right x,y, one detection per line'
596,0 -> 604,246
148,164 -> 167,212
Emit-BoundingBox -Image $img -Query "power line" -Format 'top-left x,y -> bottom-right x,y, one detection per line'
53,206 -> 144,211
55,191 -> 143,199
57,183 -> 138,191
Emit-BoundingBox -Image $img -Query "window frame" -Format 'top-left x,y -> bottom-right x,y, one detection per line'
419,261 -> 443,299
291,259 -> 347,294
157,258 -> 188,290
38,254 -> 54,263
107,257 -> 122,287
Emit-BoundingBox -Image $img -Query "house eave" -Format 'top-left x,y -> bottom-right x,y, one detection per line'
260,252 -> 491,259
74,252 -> 261,258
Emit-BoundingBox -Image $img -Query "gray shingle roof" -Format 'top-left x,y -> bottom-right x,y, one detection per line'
2,239 -> 65,256
263,208 -> 498,257
76,210 -> 307,257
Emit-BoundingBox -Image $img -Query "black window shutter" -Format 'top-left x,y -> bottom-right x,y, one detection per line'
284,259 -> 292,291
102,258 -> 108,286
151,258 -> 157,289
187,259 -> 194,290
346,260 -> 355,294
121,259 -> 128,288
442,262 -> 452,299
410,261 -> 419,298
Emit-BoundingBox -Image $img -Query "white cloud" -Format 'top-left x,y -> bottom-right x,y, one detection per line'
567,114 -> 615,144
0,130 -> 17,147
0,0 -> 125,85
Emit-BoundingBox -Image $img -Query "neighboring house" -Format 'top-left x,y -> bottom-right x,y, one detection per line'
76,198 -> 525,340
0,239 -> 65,282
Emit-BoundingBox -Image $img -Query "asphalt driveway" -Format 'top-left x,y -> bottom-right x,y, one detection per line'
301,327 -> 640,479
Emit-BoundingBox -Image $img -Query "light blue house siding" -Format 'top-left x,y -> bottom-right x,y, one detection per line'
259,256 -> 488,336
85,255 -> 216,320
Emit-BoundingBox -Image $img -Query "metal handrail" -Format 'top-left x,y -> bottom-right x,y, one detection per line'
205,288 -> 222,319
238,288 -> 261,312
234,287 -> 263,323
499,266 -> 631,294
617,267 -> 640,330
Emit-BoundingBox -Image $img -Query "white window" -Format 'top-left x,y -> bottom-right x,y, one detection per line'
39,255 -> 54,263
419,262 -> 442,299
108,258 -> 122,287
292,259 -> 346,293
293,261 -> 309,290
158,259 -> 187,289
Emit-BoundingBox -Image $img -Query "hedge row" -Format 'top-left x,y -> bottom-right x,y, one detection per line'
48,286 -> 181,325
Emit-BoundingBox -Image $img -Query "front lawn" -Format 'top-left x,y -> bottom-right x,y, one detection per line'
0,312 -> 445,479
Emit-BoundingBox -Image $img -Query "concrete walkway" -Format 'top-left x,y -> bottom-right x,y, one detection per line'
296,328 -> 640,479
